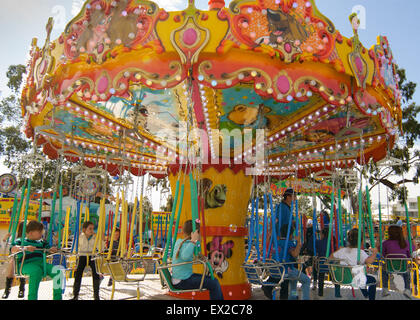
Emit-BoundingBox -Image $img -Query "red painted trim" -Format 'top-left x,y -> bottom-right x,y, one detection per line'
168,282 -> 251,300
204,226 -> 248,237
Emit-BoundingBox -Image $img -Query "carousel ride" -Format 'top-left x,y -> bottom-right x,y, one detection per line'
18,0 -> 403,300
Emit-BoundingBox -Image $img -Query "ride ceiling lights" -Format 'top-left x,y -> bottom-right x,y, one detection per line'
21,0 -> 402,178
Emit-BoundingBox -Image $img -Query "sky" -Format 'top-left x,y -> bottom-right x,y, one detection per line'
0,0 -> 419,208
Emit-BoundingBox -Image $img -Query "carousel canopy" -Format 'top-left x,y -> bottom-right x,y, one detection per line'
21,0 -> 402,178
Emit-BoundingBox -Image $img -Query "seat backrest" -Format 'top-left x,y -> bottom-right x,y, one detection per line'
159,267 -> 179,291
266,264 -> 284,280
95,256 -> 110,274
107,262 -> 128,282
242,264 -> 264,285
331,265 -> 353,285
317,257 -> 329,273
385,258 -> 408,273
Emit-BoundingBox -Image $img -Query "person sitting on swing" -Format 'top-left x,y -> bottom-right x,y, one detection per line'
10,220 -> 63,300
171,219 -> 224,300
381,225 -> 416,299
277,224 -> 311,300
330,228 -> 378,300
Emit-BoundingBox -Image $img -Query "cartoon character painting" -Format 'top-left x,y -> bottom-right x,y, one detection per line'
306,116 -> 370,141
253,8 -> 310,61
201,178 -> 227,209
227,104 -> 286,131
262,9 -> 309,46
207,236 -> 234,279
68,0 -> 140,64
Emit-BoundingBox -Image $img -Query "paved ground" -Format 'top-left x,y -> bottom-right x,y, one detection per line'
0,253 -> 417,301
2,271 -> 417,301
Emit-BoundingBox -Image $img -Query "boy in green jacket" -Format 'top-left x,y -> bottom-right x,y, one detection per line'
11,220 -> 63,300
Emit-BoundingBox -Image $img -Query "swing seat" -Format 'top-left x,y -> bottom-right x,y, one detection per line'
329,264 -> 354,286
91,254 -> 112,275
242,261 -> 284,300
327,260 -> 377,287
10,248 -> 57,280
105,260 -> 146,300
156,259 -> 209,293
10,250 -> 30,279
383,254 -> 412,274
265,260 -> 286,281
242,260 -> 285,286
315,257 -> 330,274
242,263 -> 265,286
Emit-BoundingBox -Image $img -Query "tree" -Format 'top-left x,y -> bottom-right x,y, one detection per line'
366,67 -> 420,203
0,65 -> 114,200
0,65 -> 32,173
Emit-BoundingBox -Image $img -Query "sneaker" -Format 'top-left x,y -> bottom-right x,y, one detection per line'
18,290 -> 25,299
403,289 -> 413,300
382,288 -> 390,297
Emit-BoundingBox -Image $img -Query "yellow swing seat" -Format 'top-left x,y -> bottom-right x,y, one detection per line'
105,259 -> 147,300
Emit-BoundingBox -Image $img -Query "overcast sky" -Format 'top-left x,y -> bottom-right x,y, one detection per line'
0,0 -> 419,208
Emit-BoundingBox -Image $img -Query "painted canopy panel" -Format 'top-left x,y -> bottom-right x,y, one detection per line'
20,0 -> 402,177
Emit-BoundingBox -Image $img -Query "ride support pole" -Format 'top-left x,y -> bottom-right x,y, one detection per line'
326,189 -> 334,258
11,185 -> 27,244
357,188 -> 363,264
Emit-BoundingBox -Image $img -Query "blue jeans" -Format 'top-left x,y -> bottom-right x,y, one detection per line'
360,275 -> 377,300
174,273 -> 224,300
286,268 -> 310,300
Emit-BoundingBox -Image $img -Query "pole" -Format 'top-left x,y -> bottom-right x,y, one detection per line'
163,180 -> 179,263
326,189 -> 334,258
11,185 -> 27,244
366,186 -> 375,248
357,188 -> 363,264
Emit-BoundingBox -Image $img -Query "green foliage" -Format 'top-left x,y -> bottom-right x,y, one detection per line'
367,67 -> 420,204
0,64 -> 114,198
0,65 -> 31,170
6,64 -> 26,93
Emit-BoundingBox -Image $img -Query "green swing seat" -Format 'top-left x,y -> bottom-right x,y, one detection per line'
383,254 -> 411,274
329,264 -> 355,286
156,258 -> 209,293
326,259 -> 375,287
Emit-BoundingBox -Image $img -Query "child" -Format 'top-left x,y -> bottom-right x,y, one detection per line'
172,220 -> 224,300
107,227 -> 120,287
277,224 -> 311,300
10,220 -> 62,300
331,228 -> 378,300
381,225 -> 416,299
71,221 -> 101,300
2,222 -> 26,299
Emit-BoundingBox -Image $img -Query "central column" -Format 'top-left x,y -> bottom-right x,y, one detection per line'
168,164 -> 253,300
